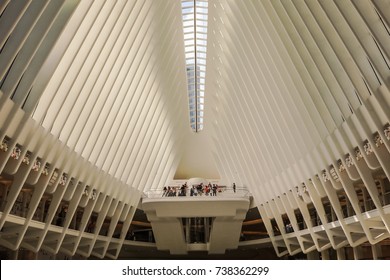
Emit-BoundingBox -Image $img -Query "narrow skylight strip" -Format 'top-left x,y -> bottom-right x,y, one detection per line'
181,0 -> 208,132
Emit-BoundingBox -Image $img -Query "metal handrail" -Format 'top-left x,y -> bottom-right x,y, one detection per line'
143,186 -> 251,199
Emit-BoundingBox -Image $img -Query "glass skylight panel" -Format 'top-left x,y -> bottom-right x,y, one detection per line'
181,0 -> 208,132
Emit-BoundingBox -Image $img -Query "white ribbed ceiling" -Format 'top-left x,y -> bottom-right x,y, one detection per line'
1,0 -> 389,204
30,0 -> 189,190
204,0 -> 390,203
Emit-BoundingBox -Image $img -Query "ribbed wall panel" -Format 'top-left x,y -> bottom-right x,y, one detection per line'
29,0 -> 187,190
204,0 -> 390,255
0,0 -> 187,258
206,0 -> 389,199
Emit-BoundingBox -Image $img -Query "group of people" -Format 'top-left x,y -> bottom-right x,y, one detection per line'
162,182 -> 238,197
190,182 -> 220,196
162,184 -> 187,197
162,182 -> 223,197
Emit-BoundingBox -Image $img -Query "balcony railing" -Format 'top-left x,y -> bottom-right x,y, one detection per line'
143,186 -> 251,199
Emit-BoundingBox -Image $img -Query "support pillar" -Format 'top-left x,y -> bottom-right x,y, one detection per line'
185,218 -> 190,243
204,217 -> 210,242
372,244 -> 383,260
22,191 -> 29,218
336,248 -> 346,260
353,246 -> 363,260
307,250 -> 320,260
321,249 -> 329,260
10,249 -> 18,260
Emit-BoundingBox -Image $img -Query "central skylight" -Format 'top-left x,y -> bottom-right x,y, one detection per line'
181,0 -> 209,132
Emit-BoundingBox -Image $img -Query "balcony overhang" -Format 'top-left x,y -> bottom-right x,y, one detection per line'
141,195 -> 251,254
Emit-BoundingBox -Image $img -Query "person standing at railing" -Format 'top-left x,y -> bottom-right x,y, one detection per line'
162,186 -> 167,197
212,184 -> 217,196
233,183 -> 236,193
205,184 -> 210,196
194,186 -> 198,196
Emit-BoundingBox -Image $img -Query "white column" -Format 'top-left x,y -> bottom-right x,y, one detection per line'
321,249 -> 330,260
307,250 -> 320,260
353,246 -> 363,260
337,248 -> 346,260
372,244 -> 383,260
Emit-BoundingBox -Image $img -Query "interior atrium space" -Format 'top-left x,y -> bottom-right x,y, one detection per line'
1,0 -> 390,260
